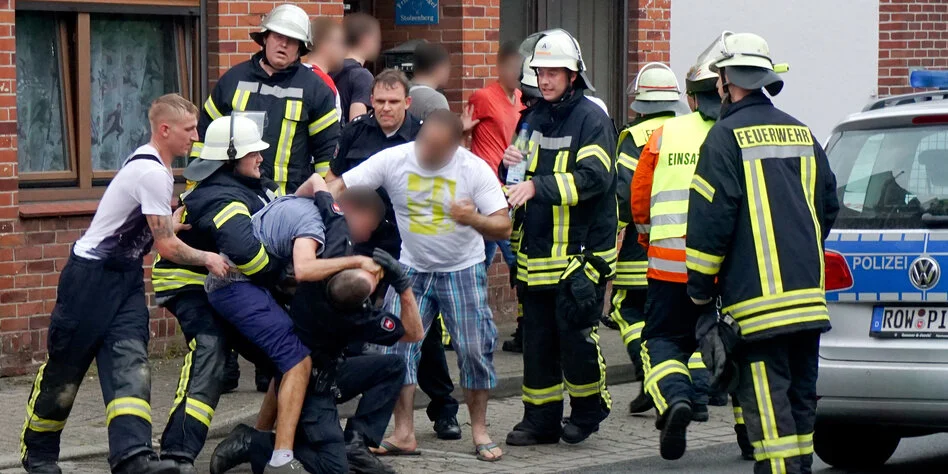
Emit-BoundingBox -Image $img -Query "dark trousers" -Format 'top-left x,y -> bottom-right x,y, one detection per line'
336,354 -> 406,446
735,330 -> 820,474
248,392 -> 347,474
159,292 -> 272,462
608,287 -> 647,379
21,254 -> 153,470
517,287 -> 611,435
417,322 -> 459,421
640,279 -> 710,416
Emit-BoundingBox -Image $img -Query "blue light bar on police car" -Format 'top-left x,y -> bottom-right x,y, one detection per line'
910,69 -> 948,89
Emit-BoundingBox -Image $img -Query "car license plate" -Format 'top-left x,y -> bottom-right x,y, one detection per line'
870,306 -> 948,339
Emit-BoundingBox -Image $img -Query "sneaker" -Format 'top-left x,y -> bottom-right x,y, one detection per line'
659,402 -> 692,460
264,459 -> 304,473
433,416 -> 462,440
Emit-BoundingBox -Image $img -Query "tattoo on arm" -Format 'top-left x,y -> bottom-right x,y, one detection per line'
146,215 -> 208,267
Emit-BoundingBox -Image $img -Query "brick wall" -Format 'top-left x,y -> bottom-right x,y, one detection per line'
878,0 -> 948,97
376,0 -> 500,111
627,0 -> 671,114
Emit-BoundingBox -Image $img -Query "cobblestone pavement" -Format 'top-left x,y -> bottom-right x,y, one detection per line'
6,382 -> 739,474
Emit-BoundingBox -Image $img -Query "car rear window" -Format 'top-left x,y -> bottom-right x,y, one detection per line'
827,125 -> 948,229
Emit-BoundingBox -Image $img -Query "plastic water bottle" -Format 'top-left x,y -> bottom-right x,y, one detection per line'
506,124 -> 530,186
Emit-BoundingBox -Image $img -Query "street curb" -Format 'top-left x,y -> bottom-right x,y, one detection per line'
0,362 -> 636,468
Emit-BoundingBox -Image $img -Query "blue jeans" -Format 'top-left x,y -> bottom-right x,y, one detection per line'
484,239 -> 515,267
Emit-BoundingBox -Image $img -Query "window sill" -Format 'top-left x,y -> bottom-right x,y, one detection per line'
19,200 -> 100,219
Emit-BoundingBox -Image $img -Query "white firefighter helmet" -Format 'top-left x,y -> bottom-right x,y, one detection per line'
521,28 -> 595,91
686,32 -> 729,94
712,32 -> 784,96
184,113 -> 269,181
250,4 -> 313,54
628,62 -> 682,115
629,62 -> 681,101
520,57 -> 542,99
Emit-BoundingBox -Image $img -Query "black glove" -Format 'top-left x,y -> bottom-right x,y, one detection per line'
695,303 -> 740,393
556,256 -> 605,329
372,248 -> 411,293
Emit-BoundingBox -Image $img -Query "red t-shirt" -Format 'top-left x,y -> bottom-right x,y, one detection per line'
468,82 -> 524,179
308,63 -> 342,120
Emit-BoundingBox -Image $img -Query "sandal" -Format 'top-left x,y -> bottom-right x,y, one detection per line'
373,440 -> 421,456
474,442 -> 503,462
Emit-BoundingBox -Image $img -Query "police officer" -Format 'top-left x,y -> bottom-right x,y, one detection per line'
20,95 -> 231,474
325,69 -> 463,441
686,32 -> 838,474
155,114 -> 281,473
610,62 -> 683,414
630,41 -> 727,459
503,29 -> 617,446
192,4 -> 340,194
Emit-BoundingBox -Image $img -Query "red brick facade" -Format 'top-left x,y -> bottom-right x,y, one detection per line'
878,0 -> 948,96
627,0 -> 671,114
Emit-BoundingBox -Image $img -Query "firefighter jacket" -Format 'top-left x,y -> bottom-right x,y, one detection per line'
152,170 -> 281,298
512,90 -> 618,289
632,111 -> 715,283
685,92 -> 839,342
192,51 -> 341,194
614,113 -> 674,289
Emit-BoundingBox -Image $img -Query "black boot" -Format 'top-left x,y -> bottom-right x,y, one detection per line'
629,384 -> 655,414
735,423 -> 755,460
433,415 -> 462,440
210,424 -> 255,474
255,365 -> 273,393
692,404 -> 709,422
113,453 -> 180,474
161,455 -> 196,474
23,459 -> 61,474
346,432 -> 396,474
505,422 -> 560,446
709,390 -> 730,407
221,350 -> 240,394
599,314 -> 620,330
502,318 -> 524,353
560,418 -> 599,445
659,402 -> 692,461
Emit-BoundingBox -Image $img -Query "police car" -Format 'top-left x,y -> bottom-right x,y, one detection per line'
816,71 -> 948,469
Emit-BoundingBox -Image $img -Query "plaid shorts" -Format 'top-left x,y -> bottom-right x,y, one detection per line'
379,263 -> 498,390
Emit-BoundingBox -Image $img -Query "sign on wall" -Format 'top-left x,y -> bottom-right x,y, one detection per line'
395,0 -> 439,25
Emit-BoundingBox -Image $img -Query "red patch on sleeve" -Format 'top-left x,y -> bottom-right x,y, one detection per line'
381,317 -> 396,332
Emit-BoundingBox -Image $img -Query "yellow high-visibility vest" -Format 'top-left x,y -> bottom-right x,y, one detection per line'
649,112 -> 714,242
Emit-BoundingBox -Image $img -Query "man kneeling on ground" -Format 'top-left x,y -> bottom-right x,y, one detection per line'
211,182 -> 423,474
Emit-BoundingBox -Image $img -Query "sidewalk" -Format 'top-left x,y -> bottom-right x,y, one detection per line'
0,322 -> 640,470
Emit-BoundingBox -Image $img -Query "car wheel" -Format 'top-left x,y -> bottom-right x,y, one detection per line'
814,422 -> 900,469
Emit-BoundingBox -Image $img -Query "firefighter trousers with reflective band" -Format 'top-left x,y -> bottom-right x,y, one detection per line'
21,254 -> 154,470
608,288 -> 647,379
735,330 -> 820,474
640,279 -> 710,416
159,291 -> 273,462
519,287 -> 611,435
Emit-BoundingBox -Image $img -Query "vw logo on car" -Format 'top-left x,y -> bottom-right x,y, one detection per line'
909,255 -> 941,291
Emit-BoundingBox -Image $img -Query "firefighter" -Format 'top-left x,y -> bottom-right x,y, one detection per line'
502,29 -> 617,446
192,4 -> 340,194
610,62 -> 683,414
630,43 -> 725,460
19,95 -> 231,474
686,32 -> 838,474
155,114 -> 282,473
182,114 -> 315,472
